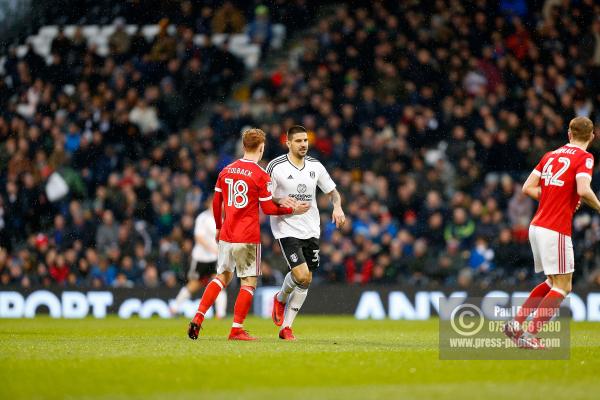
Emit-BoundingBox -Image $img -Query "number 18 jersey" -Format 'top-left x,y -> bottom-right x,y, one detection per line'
531,144 -> 594,237
214,159 -> 273,244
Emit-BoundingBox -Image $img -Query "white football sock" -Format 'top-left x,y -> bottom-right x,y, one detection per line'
277,272 -> 299,303
281,285 -> 308,329
215,290 -> 227,318
173,287 -> 191,312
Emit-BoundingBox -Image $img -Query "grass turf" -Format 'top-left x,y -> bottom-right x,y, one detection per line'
1,316 -> 599,399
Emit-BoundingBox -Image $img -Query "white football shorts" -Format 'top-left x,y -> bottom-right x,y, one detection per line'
529,225 -> 574,275
216,241 -> 262,278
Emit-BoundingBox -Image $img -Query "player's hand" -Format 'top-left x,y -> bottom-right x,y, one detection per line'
215,229 -> 220,243
293,201 -> 310,215
332,207 -> 345,228
279,196 -> 298,209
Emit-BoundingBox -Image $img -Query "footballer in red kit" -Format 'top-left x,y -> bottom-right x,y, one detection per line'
214,159 -> 276,245
188,128 -> 309,341
503,117 -> 600,349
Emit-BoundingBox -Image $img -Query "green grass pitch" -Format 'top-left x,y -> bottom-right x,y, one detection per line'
1,316 -> 599,399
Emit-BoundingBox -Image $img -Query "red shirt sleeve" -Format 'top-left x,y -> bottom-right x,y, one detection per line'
260,199 -> 292,215
212,191 -> 223,229
258,172 -> 273,201
575,154 -> 594,180
533,153 -> 547,177
214,174 -> 223,194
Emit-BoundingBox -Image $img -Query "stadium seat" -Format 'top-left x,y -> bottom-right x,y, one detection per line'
82,25 -> 100,38
142,25 -> 159,40
38,25 -> 58,39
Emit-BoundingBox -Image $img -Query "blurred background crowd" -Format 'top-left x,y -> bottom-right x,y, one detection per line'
1,0 -> 600,291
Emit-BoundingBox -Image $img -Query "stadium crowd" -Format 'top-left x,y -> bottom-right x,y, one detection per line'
2,0 -> 600,290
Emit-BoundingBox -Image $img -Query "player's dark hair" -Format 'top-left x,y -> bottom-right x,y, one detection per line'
286,125 -> 307,140
569,117 -> 594,142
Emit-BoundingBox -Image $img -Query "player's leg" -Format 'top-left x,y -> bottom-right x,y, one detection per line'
525,273 -> 570,336
518,232 -> 573,349
279,263 -> 311,340
228,243 -> 260,340
188,243 -> 234,339
213,275 -> 228,319
279,238 -> 318,340
172,260 -> 202,314
504,225 -> 553,339
273,237 -> 308,327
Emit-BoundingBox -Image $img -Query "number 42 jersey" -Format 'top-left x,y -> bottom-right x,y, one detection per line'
531,144 -> 594,237
214,159 -> 274,244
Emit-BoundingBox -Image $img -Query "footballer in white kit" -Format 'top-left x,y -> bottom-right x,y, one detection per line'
171,195 -> 227,317
267,125 -> 345,340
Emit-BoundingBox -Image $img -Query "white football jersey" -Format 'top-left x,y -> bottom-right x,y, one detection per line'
192,209 -> 218,262
266,154 -> 336,239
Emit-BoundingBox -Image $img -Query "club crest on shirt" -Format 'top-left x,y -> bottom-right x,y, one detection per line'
297,184 -> 307,193
290,253 -> 298,263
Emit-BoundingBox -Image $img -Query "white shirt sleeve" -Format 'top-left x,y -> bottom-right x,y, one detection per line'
317,163 -> 336,193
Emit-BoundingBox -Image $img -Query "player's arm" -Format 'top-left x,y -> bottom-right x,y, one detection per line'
266,167 -> 298,209
326,188 -> 346,228
259,172 -> 308,215
260,198 -> 309,215
522,171 -> 541,201
212,187 -> 223,242
273,196 -> 298,209
577,176 -> 600,212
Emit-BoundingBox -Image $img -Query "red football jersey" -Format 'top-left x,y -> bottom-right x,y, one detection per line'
214,159 -> 273,244
530,144 -> 594,236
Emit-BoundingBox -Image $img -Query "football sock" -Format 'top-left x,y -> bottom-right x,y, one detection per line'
526,288 -> 566,336
514,279 -> 552,326
281,285 -> 308,329
173,286 -> 191,312
195,278 -> 225,322
277,272 -> 300,303
232,286 -> 255,328
215,290 -> 227,319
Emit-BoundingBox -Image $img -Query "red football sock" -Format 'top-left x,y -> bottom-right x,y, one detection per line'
195,278 -> 226,322
514,280 -> 552,325
526,288 -> 566,335
232,286 -> 255,328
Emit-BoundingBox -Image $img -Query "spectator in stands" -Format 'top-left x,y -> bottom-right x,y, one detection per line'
212,1 -> 245,34
108,18 -> 131,62
2,0 -> 600,291
247,5 -> 273,58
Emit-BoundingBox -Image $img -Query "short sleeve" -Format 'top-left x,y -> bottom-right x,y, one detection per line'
532,154 -> 546,177
258,172 -> 273,201
317,164 -> 336,193
576,155 -> 594,180
214,174 -> 223,192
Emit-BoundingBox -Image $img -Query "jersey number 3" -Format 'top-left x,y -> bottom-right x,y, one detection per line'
224,178 -> 249,208
541,157 -> 570,187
